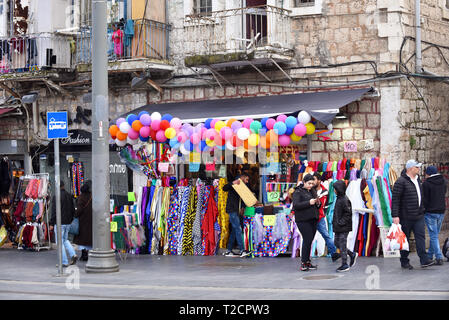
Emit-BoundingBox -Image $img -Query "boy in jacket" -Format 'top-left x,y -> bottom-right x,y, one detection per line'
332,180 -> 358,272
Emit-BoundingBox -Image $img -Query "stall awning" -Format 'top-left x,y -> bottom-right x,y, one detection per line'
118,87 -> 371,126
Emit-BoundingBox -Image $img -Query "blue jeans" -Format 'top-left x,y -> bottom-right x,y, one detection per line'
55,224 -> 77,265
227,212 -> 244,252
425,213 -> 445,260
316,218 -> 337,255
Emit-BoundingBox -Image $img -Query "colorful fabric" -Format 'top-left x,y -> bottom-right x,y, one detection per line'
217,178 -> 229,249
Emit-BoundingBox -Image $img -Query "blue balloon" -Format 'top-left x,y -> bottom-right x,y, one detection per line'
261,117 -> 269,128
139,135 -> 149,142
200,140 -> 207,151
205,118 -> 213,129
184,140 -> 194,151
127,114 -> 138,126
161,114 -> 173,122
169,138 -> 180,149
259,128 -> 267,136
285,126 -> 293,135
273,121 -> 287,135
285,116 -> 298,129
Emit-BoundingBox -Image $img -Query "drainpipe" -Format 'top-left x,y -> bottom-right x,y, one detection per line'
415,0 -> 423,73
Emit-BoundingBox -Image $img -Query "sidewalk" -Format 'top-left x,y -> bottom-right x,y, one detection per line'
0,247 -> 448,300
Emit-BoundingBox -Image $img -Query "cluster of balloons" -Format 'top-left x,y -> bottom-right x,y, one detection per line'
109,111 -> 316,152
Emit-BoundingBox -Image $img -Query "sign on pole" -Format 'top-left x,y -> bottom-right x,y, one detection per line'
47,112 -> 68,139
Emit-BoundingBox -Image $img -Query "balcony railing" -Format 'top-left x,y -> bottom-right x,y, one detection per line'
0,33 -> 73,74
183,5 -> 292,58
76,18 -> 171,65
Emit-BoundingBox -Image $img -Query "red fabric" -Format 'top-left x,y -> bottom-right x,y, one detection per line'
0,108 -> 14,115
317,183 -> 327,221
22,225 -> 33,248
357,214 -> 365,256
14,201 -> 25,221
201,188 -> 219,256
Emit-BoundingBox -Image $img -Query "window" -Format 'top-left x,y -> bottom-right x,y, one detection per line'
193,0 -> 212,16
293,0 -> 315,7
446,0 -> 449,10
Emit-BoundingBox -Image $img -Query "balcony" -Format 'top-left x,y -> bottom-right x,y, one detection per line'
0,33 -> 73,78
183,5 -> 294,69
75,19 -> 173,73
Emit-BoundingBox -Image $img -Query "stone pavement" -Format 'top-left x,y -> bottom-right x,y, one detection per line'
0,247 -> 448,300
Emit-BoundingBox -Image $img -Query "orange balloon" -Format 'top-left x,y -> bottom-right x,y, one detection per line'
244,139 -> 249,150
266,129 -> 278,146
260,135 -> 270,149
109,125 -> 119,137
227,118 -> 237,128
116,131 -> 127,141
132,120 -> 143,132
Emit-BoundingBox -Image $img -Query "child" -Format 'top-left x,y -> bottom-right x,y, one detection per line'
332,180 -> 358,272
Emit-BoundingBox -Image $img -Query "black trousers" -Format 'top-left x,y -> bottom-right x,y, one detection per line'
296,219 -> 318,263
334,232 -> 354,265
400,217 -> 428,265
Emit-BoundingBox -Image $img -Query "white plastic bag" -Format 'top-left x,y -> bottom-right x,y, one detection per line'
386,223 -> 409,251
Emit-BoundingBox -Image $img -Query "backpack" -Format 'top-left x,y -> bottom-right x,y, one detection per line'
443,237 -> 449,260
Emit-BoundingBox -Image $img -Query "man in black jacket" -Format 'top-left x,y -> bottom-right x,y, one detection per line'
391,160 -> 434,269
423,165 -> 447,265
50,180 -> 78,267
222,173 -> 251,258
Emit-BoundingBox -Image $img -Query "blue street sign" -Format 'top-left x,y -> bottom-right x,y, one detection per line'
47,111 -> 68,139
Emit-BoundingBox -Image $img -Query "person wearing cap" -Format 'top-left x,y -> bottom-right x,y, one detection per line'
391,160 -> 435,269
423,166 -> 447,265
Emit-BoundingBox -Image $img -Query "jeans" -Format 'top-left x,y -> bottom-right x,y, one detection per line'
55,224 -> 76,265
399,217 -> 428,266
316,218 -> 337,255
296,219 -> 318,263
227,212 -> 244,252
334,232 -> 354,265
425,213 -> 445,260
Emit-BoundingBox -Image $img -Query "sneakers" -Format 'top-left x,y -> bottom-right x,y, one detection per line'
337,264 -> 350,272
56,264 -> 68,268
300,262 -> 309,271
350,252 -> 358,268
70,255 -> 78,265
239,250 -> 251,258
401,263 -> 414,270
435,259 -> 444,266
80,249 -> 89,262
421,259 -> 435,268
223,251 -> 239,257
306,261 -> 317,270
331,253 -> 341,262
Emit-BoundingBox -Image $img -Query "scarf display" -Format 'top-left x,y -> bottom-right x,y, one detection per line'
71,162 -> 84,198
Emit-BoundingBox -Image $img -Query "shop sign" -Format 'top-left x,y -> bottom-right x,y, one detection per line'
344,141 -> 357,153
60,129 -> 91,145
263,215 -> 276,226
110,163 -> 127,174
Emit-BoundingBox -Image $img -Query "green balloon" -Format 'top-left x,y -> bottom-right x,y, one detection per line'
250,120 -> 262,133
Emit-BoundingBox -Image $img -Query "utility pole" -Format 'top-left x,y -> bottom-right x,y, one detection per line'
85,0 -> 119,273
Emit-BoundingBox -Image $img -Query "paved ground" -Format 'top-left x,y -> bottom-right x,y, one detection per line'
0,245 -> 448,301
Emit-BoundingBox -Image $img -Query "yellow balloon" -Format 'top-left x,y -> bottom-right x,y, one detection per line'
290,132 -> 302,142
305,123 -> 315,135
206,138 -> 216,147
248,133 -> 260,147
165,128 -> 176,139
215,120 -> 226,133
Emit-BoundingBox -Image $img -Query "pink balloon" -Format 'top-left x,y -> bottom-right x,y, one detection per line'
139,126 -> 150,138
177,132 -> 188,143
156,130 -> 167,142
294,123 -> 307,136
206,128 -> 216,140
190,133 -> 200,145
278,134 -> 291,146
151,119 -> 161,131
220,127 -> 233,140
210,119 -> 219,129
128,128 -> 139,140
276,114 -> 287,122
242,118 -> 254,129
170,117 -> 182,129
266,118 -> 276,130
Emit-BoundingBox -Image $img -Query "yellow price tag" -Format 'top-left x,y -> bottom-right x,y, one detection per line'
263,215 -> 276,226
110,221 -> 118,233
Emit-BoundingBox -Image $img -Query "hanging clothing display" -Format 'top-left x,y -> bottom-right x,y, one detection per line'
71,162 -> 84,198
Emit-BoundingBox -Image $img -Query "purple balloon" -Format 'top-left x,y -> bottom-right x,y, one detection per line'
116,117 -> 126,127
140,114 -> 152,126
231,120 -> 243,132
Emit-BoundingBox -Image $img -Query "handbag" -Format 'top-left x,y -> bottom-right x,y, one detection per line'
69,217 -> 79,235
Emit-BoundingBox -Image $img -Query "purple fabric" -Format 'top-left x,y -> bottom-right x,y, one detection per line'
291,221 -> 302,258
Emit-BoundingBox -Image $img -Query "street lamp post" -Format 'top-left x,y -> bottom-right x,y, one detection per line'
85,0 -> 119,273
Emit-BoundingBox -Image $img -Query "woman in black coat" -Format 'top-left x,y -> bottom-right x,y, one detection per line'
292,174 -> 320,271
74,180 -> 92,261
332,180 -> 357,272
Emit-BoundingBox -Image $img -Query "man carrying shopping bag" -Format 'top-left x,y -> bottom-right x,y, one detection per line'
391,160 -> 435,270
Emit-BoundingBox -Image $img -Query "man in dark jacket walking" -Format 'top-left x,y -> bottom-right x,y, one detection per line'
50,181 -> 78,267
423,166 -> 447,265
391,160 -> 435,269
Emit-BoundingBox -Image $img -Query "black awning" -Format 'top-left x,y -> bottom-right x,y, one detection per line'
117,87 -> 371,126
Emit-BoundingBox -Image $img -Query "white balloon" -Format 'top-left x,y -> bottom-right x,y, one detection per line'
237,127 -> 250,140
151,112 -> 162,121
119,121 -> 131,134
297,111 -> 311,124
180,144 -> 190,155
115,138 -> 126,147
226,141 -> 236,150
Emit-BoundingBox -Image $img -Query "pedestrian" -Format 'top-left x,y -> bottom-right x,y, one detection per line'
332,180 -> 358,272
50,180 -> 78,268
74,180 -> 92,262
112,23 -> 124,58
391,159 -> 435,269
312,172 -> 340,262
292,174 -> 320,271
222,172 -> 251,258
423,165 -> 447,265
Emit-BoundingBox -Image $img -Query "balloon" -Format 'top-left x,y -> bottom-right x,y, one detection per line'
116,130 -> 127,141
169,138 -> 180,149
149,129 -> 157,141
131,120 -> 143,132
128,128 -> 139,140
250,120 -> 262,134
273,122 -> 287,135
297,111 -> 311,124
261,117 -> 269,128
266,130 -> 278,146
139,126 -> 150,138
160,120 -> 170,131
190,133 -> 200,145
182,123 -> 194,137
205,128 -> 216,140
285,116 -> 297,129
177,131 -> 188,143
206,138 -> 216,147
285,126 -> 293,136
305,122 -> 316,135
205,118 -> 213,129
259,136 -> 270,149
139,135 -> 149,142
161,114 -> 173,122
242,118 -> 253,129
138,111 -> 149,119
151,112 -> 162,121
227,118 -> 237,128
294,123 -> 307,136
248,133 -> 260,147
215,137 -> 225,146
119,121 -> 131,134
266,118 -> 276,130
109,125 -> 119,137
290,132 -> 302,142
151,119 -> 161,131
231,135 -> 243,148
170,117 -> 182,129
276,114 -> 287,123
210,119 -> 218,130
214,120 -> 226,133
180,144 -> 189,155
156,130 -> 167,142
184,140 -> 194,151
127,114 -> 138,126
220,126 -> 233,140
199,140 -> 207,152
278,134 -> 291,146
259,128 -> 267,136
237,127 -> 250,141
140,113 -> 151,126
116,138 -> 126,147
226,141 -> 236,151
127,136 -> 138,145
165,127 -> 176,139
231,120 -> 242,132
116,117 -> 126,127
